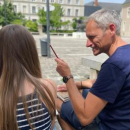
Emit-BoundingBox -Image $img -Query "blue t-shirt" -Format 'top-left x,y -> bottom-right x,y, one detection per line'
90,44 -> 130,130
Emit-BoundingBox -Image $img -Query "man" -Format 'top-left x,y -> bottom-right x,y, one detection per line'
55,9 -> 130,130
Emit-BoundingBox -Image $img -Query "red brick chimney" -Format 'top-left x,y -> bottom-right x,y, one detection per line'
94,0 -> 98,6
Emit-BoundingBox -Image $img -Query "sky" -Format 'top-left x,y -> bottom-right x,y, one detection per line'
85,0 -> 126,4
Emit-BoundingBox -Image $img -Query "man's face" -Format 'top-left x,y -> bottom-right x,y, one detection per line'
86,20 -> 112,56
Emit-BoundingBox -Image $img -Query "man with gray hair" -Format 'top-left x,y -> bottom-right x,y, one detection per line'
55,9 -> 130,130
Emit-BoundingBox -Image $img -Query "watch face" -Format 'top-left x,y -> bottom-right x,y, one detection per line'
63,76 -> 68,83
63,75 -> 73,83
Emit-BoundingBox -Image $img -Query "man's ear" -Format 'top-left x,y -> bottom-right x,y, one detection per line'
109,23 -> 116,36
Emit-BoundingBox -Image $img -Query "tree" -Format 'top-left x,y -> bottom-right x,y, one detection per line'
72,18 -> 78,30
38,3 -> 65,31
37,9 -> 46,25
79,16 -> 85,21
50,3 -> 64,30
71,17 -> 85,30
62,20 -> 70,30
12,19 -> 23,25
0,2 -> 25,26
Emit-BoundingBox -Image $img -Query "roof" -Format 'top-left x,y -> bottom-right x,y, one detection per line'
84,1 -> 122,16
84,6 -> 102,16
123,0 -> 130,4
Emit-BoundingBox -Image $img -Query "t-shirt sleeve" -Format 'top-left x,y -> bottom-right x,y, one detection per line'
90,63 -> 126,103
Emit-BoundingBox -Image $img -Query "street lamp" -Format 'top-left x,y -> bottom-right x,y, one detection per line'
46,0 -> 51,57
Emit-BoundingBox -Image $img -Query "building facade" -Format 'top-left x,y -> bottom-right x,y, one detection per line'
0,0 -> 84,24
121,0 -> 130,36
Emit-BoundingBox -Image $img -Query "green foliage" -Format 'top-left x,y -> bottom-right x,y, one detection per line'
79,17 -> 85,20
72,18 -> 77,29
38,9 -> 46,25
11,18 -> 26,25
0,2 -> 25,26
62,20 -> 70,30
71,17 -> 85,30
50,30 -> 74,33
72,18 -> 78,30
50,3 -> 64,30
38,3 -> 69,31
11,19 -> 23,25
25,20 -> 38,32
62,20 -> 70,26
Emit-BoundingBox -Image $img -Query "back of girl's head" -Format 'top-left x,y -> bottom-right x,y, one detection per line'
0,24 -> 41,78
0,25 -> 55,130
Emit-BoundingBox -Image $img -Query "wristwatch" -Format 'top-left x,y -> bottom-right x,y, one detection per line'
63,75 -> 73,83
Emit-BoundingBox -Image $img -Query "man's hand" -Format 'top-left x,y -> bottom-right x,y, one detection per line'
55,58 -> 71,77
57,84 -> 67,92
57,79 -> 96,92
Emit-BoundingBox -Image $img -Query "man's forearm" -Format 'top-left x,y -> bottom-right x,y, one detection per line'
75,79 -> 96,89
66,79 -> 86,116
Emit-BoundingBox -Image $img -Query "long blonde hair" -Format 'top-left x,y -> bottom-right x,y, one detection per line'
0,24 -> 55,130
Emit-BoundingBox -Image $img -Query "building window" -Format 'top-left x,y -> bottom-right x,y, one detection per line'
67,9 -> 71,16
42,0 -> 46,2
68,0 -> 71,4
32,19 -> 37,22
75,9 -> 79,16
59,0 -> 63,4
38,7 -> 41,12
76,0 -> 79,4
23,5 -> 27,13
13,5 -> 17,13
32,6 -> 36,14
127,8 -> 130,18
51,0 -> 55,3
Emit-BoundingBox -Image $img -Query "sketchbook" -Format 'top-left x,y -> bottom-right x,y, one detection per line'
57,92 -> 70,102
57,90 -> 82,102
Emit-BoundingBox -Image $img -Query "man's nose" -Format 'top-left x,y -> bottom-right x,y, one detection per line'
86,39 -> 92,47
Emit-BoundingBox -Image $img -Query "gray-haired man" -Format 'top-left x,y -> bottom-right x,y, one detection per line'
56,9 -> 129,130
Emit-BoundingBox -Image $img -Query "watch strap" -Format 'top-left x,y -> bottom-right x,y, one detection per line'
67,75 -> 73,79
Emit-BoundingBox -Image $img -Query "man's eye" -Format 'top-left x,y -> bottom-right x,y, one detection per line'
88,36 -> 95,39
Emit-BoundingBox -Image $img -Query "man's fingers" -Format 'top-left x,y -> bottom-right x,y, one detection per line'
57,85 -> 67,92
55,58 -> 60,63
57,87 -> 67,92
57,87 -> 66,90
55,58 -> 65,64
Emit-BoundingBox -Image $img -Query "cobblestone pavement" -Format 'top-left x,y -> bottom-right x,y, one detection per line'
34,35 -> 130,130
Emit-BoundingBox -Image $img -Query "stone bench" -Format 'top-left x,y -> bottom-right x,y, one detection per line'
81,54 -> 108,79
50,33 -> 72,37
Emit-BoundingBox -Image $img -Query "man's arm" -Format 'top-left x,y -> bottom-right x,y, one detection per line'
76,79 -> 96,89
55,58 -> 107,125
55,58 -> 126,126
57,80 -> 96,92
66,78 -> 107,126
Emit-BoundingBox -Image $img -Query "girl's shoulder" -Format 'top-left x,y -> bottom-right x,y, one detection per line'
41,78 -> 57,99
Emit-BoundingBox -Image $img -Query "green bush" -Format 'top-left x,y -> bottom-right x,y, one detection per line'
25,20 -> 38,32
50,30 -> 74,33
11,19 -> 26,25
